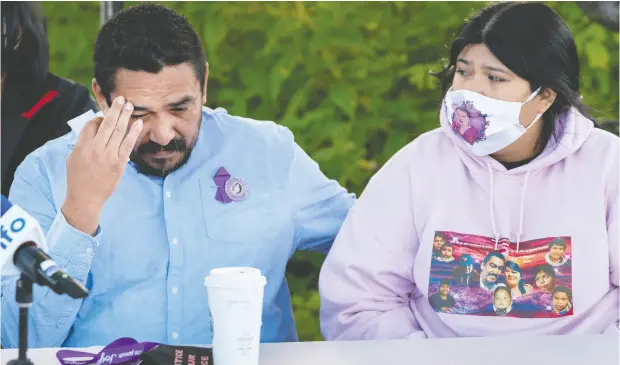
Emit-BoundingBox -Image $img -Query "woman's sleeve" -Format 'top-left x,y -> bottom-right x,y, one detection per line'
319,144 -> 426,340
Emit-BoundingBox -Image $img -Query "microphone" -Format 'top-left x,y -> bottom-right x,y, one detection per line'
1,195 -> 88,299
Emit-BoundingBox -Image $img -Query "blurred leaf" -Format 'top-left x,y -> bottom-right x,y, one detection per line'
270,56 -> 299,102
307,291 -> 321,311
201,6 -> 227,66
585,42 -> 610,69
329,83 -> 357,119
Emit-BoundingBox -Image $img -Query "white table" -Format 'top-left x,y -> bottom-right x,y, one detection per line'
1,333 -> 618,365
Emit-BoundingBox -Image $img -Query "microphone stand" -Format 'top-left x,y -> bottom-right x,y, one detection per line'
4,244 -> 88,364
7,274 -> 35,365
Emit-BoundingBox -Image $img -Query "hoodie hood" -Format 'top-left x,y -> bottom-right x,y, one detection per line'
440,102 -> 595,252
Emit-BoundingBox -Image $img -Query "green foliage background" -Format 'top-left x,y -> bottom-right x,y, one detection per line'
41,2 -> 619,341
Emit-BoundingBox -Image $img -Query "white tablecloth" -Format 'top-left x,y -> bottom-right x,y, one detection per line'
1,333 -> 618,365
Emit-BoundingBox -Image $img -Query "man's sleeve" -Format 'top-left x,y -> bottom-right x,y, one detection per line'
2,152 -> 102,348
285,136 -> 356,254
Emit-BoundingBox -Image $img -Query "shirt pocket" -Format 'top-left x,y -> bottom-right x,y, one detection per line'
199,177 -> 285,245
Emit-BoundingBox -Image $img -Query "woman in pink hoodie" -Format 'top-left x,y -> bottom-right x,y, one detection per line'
319,2 -> 618,339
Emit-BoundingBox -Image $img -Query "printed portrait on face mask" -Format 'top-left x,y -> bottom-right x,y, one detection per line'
450,101 -> 489,145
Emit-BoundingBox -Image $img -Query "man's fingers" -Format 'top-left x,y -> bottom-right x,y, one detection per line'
95,96 -> 126,148
99,98 -> 111,115
106,101 -> 134,152
75,117 -> 104,146
118,119 -> 144,162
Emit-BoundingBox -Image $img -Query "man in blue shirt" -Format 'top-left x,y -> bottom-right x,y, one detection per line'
1,4 -> 355,348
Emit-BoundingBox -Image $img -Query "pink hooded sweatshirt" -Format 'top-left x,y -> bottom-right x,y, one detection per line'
319,106 -> 619,340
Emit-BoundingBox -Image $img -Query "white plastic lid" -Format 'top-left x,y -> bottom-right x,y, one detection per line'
205,267 -> 267,288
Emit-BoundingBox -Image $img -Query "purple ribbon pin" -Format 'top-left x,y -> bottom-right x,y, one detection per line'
56,337 -> 159,365
214,167 -> 248,203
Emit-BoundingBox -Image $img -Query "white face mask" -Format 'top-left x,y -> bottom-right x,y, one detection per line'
443,87 -> 542,156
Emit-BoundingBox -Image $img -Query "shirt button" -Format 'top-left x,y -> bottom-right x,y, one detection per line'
171,287 -> 178,294
86,247 -> 93,255
171,238 -> 178,245
171,332 -> 179,340
165,191 -> 172,198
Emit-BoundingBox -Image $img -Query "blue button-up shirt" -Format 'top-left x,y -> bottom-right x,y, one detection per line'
1,107 -> 355,348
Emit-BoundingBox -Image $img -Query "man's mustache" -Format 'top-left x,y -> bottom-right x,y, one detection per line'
137,139 -> 187,154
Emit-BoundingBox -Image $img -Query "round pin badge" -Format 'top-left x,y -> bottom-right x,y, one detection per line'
225,177 -> 248,202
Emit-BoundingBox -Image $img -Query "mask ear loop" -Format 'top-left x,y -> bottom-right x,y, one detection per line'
525,113 -> 543,131
524,86 -> 543,104
523,86 -> 544,131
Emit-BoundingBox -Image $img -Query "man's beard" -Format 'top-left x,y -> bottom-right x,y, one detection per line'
130,137 -> 194,177
129,114 -> 202,177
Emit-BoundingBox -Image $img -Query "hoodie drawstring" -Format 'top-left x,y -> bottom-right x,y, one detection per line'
516,171 -> 531,253
487,164 -> 500,250
487,164 -> 531,253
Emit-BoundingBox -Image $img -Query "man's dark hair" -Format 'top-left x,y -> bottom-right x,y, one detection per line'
93,3 -> 206,105
483,251 -> 505,265
552,286 -> 572,302
439,278 -> 451,287
1,2 -> 49,88
548,238 -> 567,251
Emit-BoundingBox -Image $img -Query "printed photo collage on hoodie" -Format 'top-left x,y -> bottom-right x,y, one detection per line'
429,231 -> 573,318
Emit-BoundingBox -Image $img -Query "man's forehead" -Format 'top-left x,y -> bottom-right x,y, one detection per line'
110,87 -> 200,111
112,65 -> 200,98
115,64 -> 198,82
130,94 -> 197,112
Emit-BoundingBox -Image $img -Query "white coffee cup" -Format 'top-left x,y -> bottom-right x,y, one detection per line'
205,267 -> 267,365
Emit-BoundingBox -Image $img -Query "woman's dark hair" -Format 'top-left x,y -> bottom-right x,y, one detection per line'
434,2 -> 594,151
1,2 -> 49,88
94,3 -> 206,106
505,261 -> 527,295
